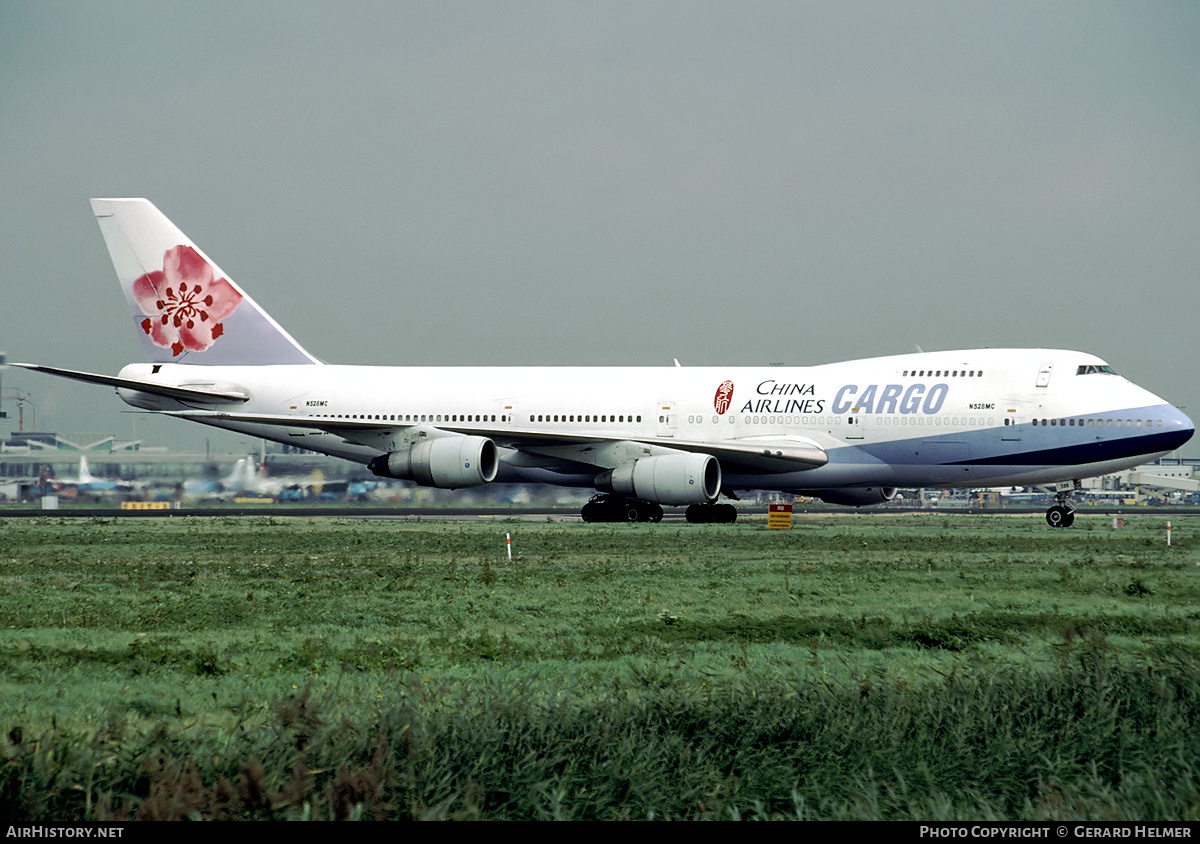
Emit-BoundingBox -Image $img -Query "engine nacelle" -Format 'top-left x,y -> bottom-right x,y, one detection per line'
368,436 -> 498,488
594,453 -> 721,505
810,487 -> 898,507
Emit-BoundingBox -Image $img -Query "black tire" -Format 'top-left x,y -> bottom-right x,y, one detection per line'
1046,505 -> 1074,528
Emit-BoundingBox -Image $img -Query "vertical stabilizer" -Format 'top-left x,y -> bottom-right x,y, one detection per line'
90,198 -> 320,366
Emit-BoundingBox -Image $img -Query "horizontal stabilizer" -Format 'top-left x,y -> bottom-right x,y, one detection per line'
9,363 -> 250,404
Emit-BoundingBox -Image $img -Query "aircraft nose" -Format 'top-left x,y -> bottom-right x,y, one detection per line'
1163,405 -> 1195,452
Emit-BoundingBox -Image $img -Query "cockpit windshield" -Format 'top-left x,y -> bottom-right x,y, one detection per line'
1076,364 -> 1118,376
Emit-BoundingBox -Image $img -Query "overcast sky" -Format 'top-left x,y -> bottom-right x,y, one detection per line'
2,1 -> 1197,455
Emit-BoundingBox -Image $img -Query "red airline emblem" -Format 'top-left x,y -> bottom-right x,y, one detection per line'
714,380 -> 735,414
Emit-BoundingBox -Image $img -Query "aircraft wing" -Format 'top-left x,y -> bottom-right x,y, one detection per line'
9,363 -> 250,405
623,436 -> 828,473
166,410 -> 829,473
16,362 -> 827,474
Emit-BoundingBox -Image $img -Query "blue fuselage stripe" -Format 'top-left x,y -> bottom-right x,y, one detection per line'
956,428 -> 1192,467
838,404 -> 1191,469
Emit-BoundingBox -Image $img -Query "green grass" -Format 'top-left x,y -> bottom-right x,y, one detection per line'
0,513 -> 1198,819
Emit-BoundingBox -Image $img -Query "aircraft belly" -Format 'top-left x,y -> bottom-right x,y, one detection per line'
496,464 -> 595,487
723,463 -> 897,491
953,452 -> 1175,488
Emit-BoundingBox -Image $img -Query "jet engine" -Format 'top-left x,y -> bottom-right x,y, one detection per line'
368,436 -> 498,488
594,453 -> 720,505
809,487 -> 898,507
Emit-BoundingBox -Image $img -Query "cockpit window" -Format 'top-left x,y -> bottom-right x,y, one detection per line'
1076,365 -> 1118,376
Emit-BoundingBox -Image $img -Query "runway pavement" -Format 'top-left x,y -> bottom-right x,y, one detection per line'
1,506 -> 1198,519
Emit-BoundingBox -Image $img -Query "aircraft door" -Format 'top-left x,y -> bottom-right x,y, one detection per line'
1035,363 -> 1053,388
657,401 -> 677,437
1001,404 -> 1023,441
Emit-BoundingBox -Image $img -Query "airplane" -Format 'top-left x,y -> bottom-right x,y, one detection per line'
250,462 -> 356,501
48,454 -> 133,499
12,198 -> 1195,527
181,455 -> 259,501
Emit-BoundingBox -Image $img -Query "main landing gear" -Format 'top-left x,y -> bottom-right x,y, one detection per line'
1046,487 -> 1077,528
581,494 -> 663,523
684,502 -> 738,524
578,495 -> 738,524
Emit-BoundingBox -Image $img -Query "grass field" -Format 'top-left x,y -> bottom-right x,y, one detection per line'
1,512 -> 1197,820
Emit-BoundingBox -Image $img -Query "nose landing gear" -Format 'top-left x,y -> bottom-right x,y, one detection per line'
1045,484 -> 1079,528
1046,503 -> 1075,528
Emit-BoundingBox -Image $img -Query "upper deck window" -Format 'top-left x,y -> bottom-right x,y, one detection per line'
1076,365 -> 1118,376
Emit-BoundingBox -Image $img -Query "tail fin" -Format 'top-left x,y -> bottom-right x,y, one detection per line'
91,198 -> 319,366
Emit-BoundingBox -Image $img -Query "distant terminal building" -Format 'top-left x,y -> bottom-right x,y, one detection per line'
4,432 -> 58,449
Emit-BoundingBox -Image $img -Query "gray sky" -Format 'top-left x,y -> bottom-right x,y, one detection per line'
2,1 -> 1198,455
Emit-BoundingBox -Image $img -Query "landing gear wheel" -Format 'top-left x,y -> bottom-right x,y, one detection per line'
1046,504 -> 1075,529
685,503 -> 737,524
581,494 -> 662,523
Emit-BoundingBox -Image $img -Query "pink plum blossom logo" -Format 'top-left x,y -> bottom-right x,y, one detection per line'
714,380 -> 735,414
132,245 -> 243,356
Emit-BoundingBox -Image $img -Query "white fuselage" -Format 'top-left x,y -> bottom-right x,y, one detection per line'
115,347 -> 1194,495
